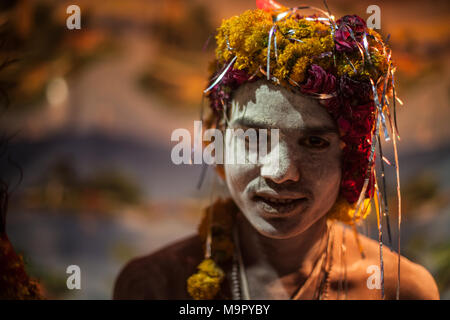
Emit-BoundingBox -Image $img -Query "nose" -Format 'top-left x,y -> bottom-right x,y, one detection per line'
260,140 -> 300,184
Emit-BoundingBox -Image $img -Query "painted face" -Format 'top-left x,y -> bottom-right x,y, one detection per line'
224,79 -> 342,239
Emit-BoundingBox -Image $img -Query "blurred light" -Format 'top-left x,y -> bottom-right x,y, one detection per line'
46,77 -> 69,107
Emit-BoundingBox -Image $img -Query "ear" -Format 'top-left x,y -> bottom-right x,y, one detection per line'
215,164 -> 226,181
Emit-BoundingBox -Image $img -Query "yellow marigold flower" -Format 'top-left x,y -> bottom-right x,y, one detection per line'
214,9 -> 344,85
187,259 -> 225,300
213,8 -> 392,89
290,56 -> 310,83
328,196 -> 372,224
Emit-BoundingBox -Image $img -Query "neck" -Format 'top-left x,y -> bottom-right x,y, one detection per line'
236,213 -> 330,277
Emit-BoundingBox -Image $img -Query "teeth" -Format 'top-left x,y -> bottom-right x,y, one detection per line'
266,198 -> 294,204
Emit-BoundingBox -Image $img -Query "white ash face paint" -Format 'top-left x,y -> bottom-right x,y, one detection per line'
224,79 -> 342,239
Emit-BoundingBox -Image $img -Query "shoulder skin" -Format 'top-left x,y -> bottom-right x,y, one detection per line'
331,223 -> 440,300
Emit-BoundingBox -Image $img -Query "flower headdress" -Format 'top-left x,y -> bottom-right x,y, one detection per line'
189,0 -> 403,300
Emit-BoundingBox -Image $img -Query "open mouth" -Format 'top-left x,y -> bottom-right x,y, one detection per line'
253,195 -> 308,215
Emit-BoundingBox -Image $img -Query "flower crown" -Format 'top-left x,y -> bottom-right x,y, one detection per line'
205,1 -> 400,223
189,0 -> 403,300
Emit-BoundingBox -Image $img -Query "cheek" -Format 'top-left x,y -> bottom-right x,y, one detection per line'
224,164 -> 250,193
224,163 -> 260,214
299,147 -> 342,192
223,137 -> 259,195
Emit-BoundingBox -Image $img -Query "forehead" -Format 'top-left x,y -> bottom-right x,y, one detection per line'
229,80 -> 334,130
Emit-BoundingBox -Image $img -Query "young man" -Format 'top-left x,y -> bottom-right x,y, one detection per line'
113,3 -> 439,300
113,80 -> 438,300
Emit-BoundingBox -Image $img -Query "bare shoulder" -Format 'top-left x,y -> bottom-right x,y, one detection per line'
377,241 -> 440,300
113,234 -> 203,300
338,223 -> 440,300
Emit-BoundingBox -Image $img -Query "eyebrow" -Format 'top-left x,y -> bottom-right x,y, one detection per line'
301,125 -> 339,136
231,118 -> 269,130
231,118 -> 338,135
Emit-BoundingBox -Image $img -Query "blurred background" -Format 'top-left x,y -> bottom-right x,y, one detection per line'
0,0 -> 448,299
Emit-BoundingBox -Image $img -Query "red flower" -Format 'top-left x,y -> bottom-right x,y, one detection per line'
341,178 -> 360,203
334,15 -> 367,53
318,76 -> 376,204
209,68 -> 252,112
339,76 -> 372,104
337,15 -> 367,35
341,178 -> 356,192
300,64 -> 336,95
229,69 -> 251,85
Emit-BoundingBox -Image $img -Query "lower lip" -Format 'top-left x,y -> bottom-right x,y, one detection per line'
254,196 -> 308,217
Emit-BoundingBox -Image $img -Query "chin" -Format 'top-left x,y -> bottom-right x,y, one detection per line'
248,212 -> 311,240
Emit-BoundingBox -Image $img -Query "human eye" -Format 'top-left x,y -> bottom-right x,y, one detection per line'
301,136 -> 330,149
